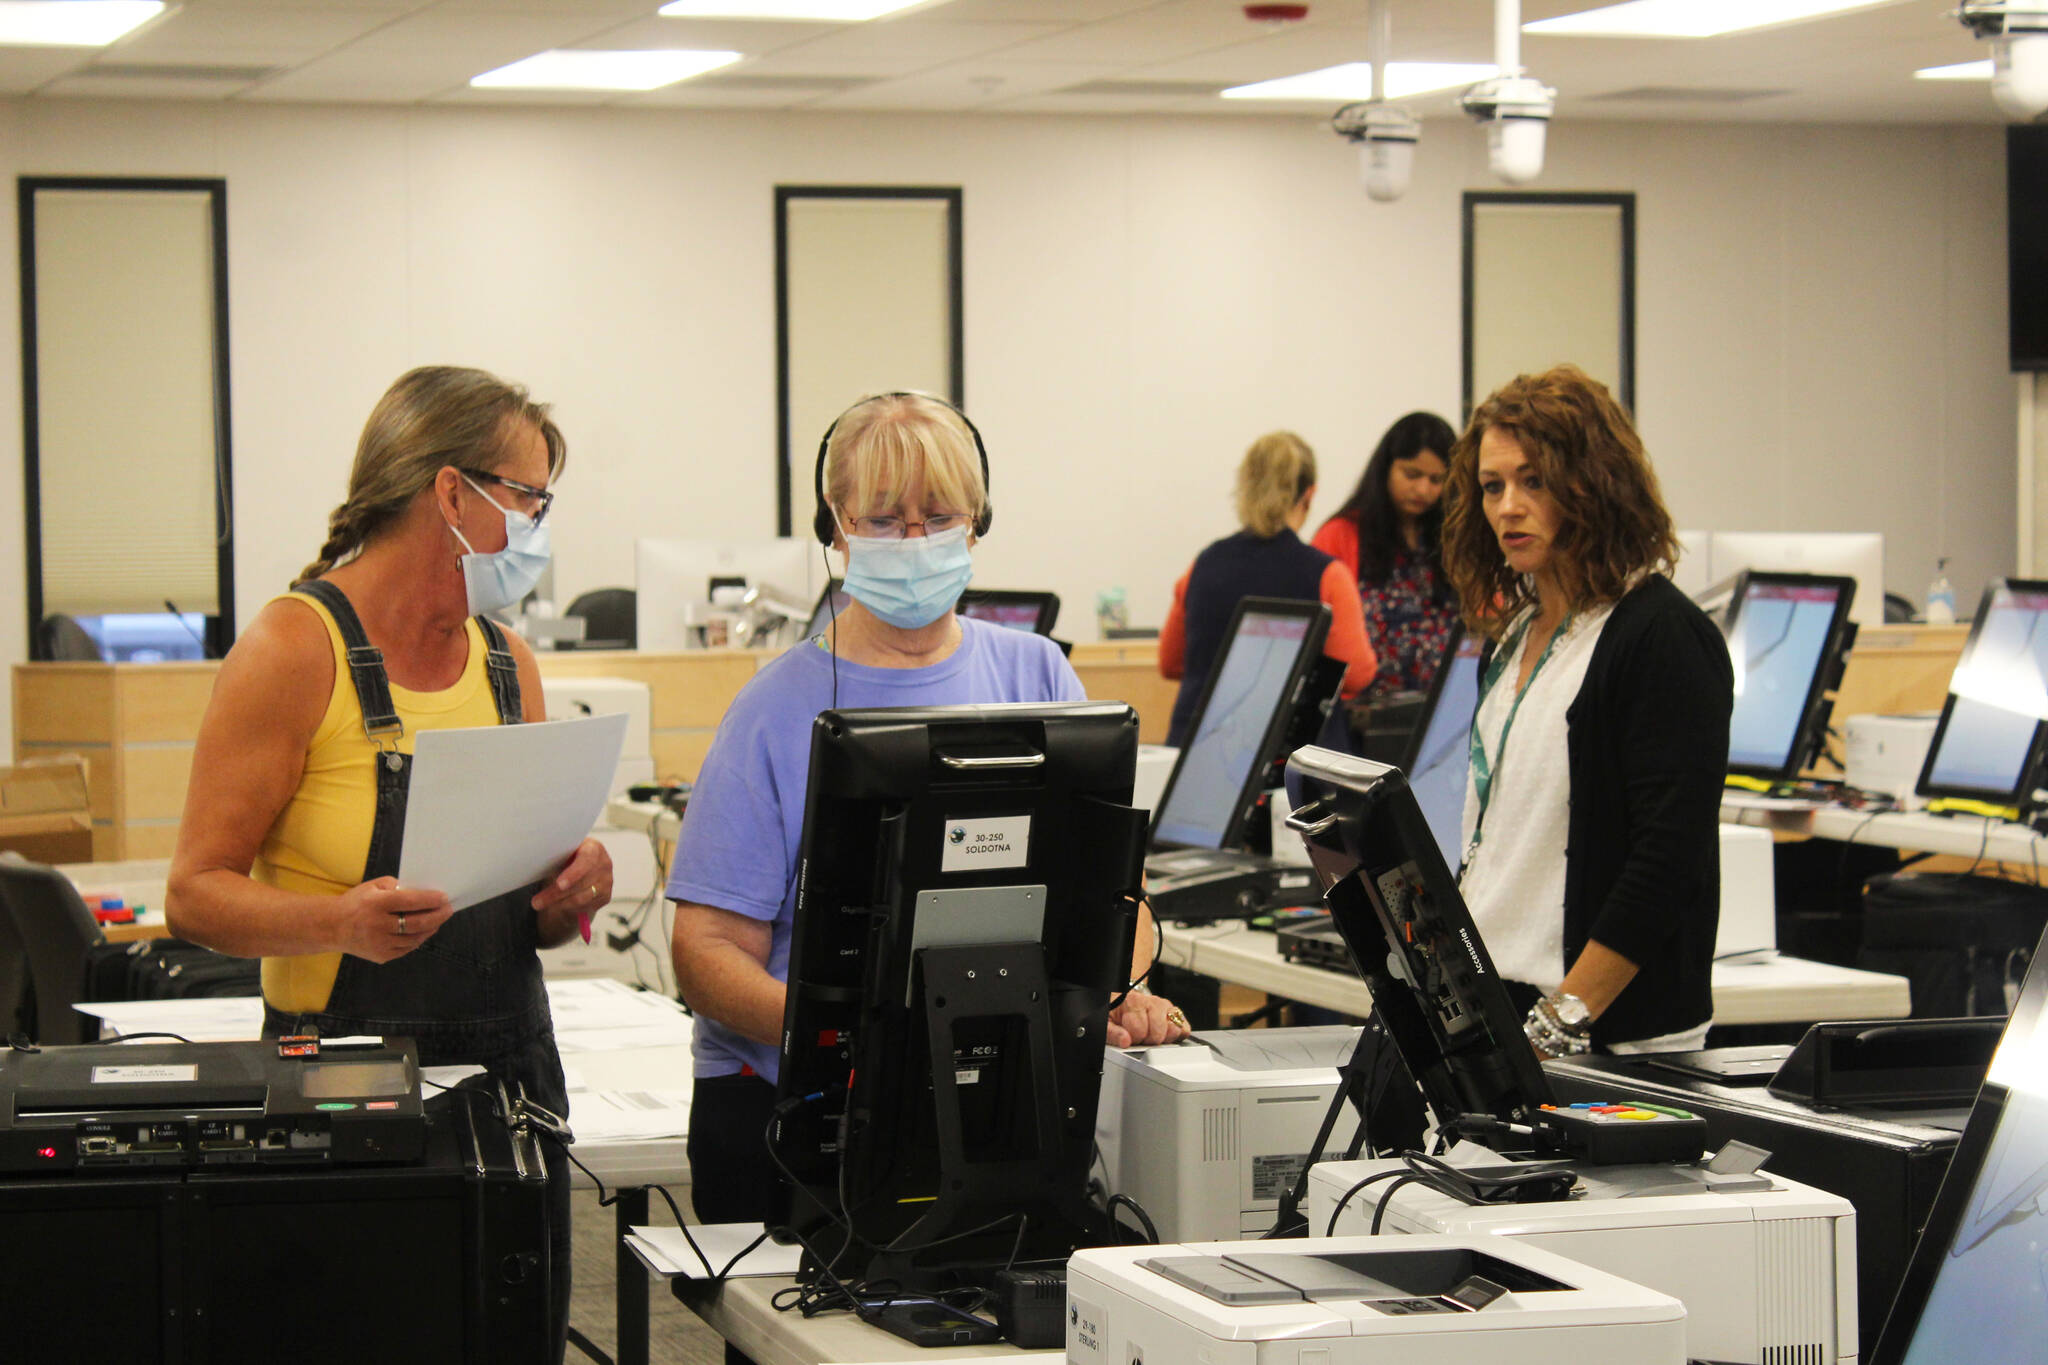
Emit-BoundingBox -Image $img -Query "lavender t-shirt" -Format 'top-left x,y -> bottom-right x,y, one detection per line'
667,617 -> 1086,1083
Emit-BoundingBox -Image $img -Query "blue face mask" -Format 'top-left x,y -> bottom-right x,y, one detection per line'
842,525 -> 974,630
450,473 -> 552,616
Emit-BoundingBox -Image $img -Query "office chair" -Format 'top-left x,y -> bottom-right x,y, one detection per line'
0,875 -> 28,1039
564,587 -> 637,649
1884,593 -> 1919,625
40,614 -> 102,661
0,852 -> 107,1044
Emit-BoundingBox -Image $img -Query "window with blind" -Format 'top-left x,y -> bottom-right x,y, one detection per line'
776,186 -> 962,538
1462,192 -> 1636,417
20,177 -> 234,660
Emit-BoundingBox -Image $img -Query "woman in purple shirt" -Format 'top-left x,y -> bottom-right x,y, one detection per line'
666,395 -> 1186,1322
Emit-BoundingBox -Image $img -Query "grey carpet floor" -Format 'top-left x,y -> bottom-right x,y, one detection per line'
566,1187 -> 726,1365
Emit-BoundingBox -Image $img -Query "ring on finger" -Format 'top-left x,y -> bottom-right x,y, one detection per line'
397,912 -> 409,936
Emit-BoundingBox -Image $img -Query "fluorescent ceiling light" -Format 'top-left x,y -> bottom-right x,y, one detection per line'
472,49 -> 742,92
1916,60 -> 1993,81
658,0 -> 926,19
0,1 -> 164,47
1223,62 -> 1499,101
1525,1 -> 1898,40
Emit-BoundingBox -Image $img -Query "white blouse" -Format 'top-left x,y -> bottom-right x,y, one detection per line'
1458,603 -> 1613,992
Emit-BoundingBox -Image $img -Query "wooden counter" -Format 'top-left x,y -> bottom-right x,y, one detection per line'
13,637 -> 1180,858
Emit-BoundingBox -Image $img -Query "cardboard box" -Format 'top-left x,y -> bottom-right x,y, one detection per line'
0,755 -> 92,864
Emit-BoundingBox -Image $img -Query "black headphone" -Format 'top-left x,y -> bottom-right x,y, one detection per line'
810,391 -> 993,547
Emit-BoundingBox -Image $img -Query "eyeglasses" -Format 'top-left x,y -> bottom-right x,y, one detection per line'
846,512 -> 970,540
469,471 -> 555,527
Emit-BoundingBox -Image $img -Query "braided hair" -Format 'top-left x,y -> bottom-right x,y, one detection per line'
297,366 -> 565,584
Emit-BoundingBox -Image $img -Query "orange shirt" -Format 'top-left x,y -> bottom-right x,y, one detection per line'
1159,558 -> 1376,698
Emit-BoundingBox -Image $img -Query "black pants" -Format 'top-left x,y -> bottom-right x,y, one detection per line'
685,1074 -> 781,1365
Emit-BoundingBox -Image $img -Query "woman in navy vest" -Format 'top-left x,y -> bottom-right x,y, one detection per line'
1158,431 -> 1377,748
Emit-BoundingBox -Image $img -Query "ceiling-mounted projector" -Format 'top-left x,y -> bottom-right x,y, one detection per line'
1333,101 -> 1420,201
1959,1 -> 2048,119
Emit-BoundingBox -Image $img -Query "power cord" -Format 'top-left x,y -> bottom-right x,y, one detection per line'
1324,1149 -> 1576,1236
1105,1193 -> 1159,1245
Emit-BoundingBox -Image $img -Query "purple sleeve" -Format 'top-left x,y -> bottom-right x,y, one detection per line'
664,690 -> 795,923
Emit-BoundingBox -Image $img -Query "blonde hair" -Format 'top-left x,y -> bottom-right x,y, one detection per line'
1235,431 -> 1317,538
823,393 -> 986,530
298,366 -> 565,584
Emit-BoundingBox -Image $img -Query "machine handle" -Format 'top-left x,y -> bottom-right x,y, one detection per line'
1284,800 -> 1338,836
937,752 -> 1046,771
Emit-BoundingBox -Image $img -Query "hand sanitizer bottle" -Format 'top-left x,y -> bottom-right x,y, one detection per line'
1924,559 -> 1956,625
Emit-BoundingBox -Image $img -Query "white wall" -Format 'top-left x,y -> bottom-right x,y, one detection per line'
0,100 -> 2014,758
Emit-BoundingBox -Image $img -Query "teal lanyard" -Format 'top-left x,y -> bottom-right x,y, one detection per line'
1465,610 -> 1573,865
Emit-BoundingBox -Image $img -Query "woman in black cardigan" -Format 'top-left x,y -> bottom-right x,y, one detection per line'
1441,365 -> 1732,1055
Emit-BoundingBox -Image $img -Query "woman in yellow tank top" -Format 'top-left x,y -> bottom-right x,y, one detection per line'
164,366 -> 613,1363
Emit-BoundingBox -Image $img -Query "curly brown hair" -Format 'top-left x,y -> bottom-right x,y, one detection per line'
1442,364 -> 1677,637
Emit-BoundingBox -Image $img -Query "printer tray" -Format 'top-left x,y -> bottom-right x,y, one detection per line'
0,1085 -> 552,1365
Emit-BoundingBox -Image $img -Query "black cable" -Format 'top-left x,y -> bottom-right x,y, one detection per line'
1106,1193 -> 1159,1245
1104,897 -> 1159,1016
1323,1168 -> 1409,1236
1370,1173 -> 1428,1234
98,1031 -> 196,1045
564,1326 -> 614,1365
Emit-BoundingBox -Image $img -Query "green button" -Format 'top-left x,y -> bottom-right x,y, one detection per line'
315,1102 -> 356,1111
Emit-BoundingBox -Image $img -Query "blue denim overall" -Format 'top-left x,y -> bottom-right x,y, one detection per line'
262,578 -> 572,1361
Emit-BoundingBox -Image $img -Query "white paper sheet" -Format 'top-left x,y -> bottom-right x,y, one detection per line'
570,1088 -> 693,1142
398,713 -> 628,911
626,1223 -> 802,1279
75,997 -> 265,1041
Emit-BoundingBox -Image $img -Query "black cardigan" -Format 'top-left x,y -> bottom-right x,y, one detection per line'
1478,575 -> 1733,1047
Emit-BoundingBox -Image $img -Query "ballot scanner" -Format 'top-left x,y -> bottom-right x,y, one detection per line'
1308,1149 -> 1857,1365
1096,1027 -> 1352,1241
1066,1234 -> 1687,1365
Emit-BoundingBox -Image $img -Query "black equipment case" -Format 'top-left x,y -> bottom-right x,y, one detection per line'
0,1079 -> 552,1364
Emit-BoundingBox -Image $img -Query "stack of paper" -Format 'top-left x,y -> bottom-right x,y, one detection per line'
625,1223 -> 802,1280
546,977 -> 694,1053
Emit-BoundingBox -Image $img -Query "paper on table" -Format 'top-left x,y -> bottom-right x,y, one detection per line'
398,713 -> 628,911
75,997 -> 265,1041
570,1088 -> 693,1142
626,1223 -> 802,1279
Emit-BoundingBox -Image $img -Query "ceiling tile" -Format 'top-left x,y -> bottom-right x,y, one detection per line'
0,48 -> 97,94
758,18 -> 1064,73
813,57 -> 1118,109
991,0 -> 1282,65
579,14 -> 844,55
43,72 -> 261,100
104,6 -> 398,63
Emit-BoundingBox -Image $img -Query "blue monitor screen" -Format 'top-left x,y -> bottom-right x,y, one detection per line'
1725,578 -> 1848,773
1152,611 -> 1311,851
1923,584 -> 2048,799
1884,938 -> 2048,1364
1408,638 -> 1481,870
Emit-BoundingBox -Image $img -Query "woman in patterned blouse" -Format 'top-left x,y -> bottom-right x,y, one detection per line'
1312,411 -> 1459,701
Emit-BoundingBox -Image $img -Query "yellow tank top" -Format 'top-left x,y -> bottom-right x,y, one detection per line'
255,592 -> 506,1013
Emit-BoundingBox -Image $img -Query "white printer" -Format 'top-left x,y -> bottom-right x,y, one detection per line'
1097,1027 -> 1354,1241
543,676 -> 654,797
1067,1233 -> 1688,1365
1844,711 -> 1940,806
1308,1148 -> 1857,1365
